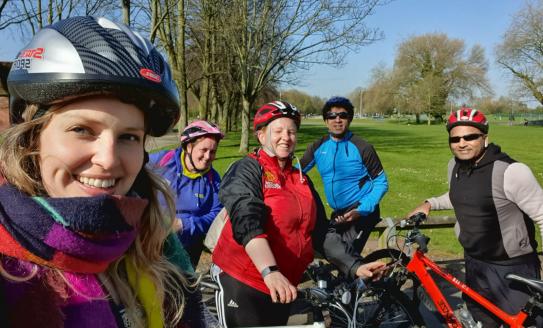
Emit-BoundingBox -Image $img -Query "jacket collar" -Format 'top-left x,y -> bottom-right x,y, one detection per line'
253,148 -> 293,172
328,130 -> 353,142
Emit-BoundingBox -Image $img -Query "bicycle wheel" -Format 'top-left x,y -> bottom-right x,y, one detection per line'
327,287 -> 424,328
353,287 -> 424,327
328,303 -> 352,328
353,248 -> 425,327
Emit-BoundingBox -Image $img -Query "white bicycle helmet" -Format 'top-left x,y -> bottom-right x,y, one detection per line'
7,16 -> 179,136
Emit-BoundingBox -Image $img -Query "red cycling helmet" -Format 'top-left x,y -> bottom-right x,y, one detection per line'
180,120 -> 224,146
253,101 -> 301,131
446,107 -> 488,134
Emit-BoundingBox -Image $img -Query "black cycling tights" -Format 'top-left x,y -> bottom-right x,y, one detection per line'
213,270 -> 291,327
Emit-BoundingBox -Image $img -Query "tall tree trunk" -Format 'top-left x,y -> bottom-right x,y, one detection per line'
210,85 -> 218,122
231,93 -> 241,131
121,0 -> 130,25
47,1 -> 53,25
170,0 -> 188,129
239,96 -> 251,153
177,0 -> 188,129
37,0 -> 43,28
199,77 -> 209,120
209,17 -> 218,123
197,0 -> 213,121
220,92 -> 231,130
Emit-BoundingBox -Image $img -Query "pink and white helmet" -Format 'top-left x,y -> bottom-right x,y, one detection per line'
180,120 -> 224,146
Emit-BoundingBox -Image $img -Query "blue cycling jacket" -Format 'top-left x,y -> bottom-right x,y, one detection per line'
300,131 -> 388,216
149,147 -> 223,247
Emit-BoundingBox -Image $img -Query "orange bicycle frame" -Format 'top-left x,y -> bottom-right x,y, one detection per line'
406,250 -> 529,328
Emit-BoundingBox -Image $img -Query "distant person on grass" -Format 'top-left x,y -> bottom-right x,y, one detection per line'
300,96 -> 389,279
408,107 -> 543,327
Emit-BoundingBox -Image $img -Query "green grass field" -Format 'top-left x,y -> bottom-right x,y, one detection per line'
152,118 -> 543,256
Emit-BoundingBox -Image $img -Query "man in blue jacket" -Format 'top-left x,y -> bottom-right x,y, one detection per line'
301,97 -> 388,277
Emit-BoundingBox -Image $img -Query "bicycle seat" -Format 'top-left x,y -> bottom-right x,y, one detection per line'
506,273 -> 543,294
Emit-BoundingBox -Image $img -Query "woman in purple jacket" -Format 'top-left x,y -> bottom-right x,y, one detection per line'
150,120 -> 224,267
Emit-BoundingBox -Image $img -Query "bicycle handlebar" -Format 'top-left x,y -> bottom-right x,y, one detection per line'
299,276 -> 368,309
397,212 -> 431,253
413,233 -> 430,253
407,212 -> 427,226
298,286 -> 331,304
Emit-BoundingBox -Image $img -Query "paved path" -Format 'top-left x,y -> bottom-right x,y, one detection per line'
146,131 -> 179,152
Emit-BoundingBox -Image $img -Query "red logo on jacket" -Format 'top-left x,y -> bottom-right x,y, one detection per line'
263,170 -> 281,189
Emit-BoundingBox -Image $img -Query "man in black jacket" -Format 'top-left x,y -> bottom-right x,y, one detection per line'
409,107 -> 543,327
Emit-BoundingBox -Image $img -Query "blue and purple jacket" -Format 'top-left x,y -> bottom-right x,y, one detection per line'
149,147 -> 223,248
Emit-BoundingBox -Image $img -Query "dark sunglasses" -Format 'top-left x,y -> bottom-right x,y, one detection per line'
325,112 -> 350,120
449,133 -> 484,144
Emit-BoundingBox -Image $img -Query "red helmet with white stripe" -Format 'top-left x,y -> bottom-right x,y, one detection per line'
446,107 -> 488,134
253,101 -> 301,131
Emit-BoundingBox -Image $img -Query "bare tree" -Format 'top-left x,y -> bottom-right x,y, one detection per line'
191,0 -> 215,121
473,96 -> 526,115
0,0 -> 118,34
217,0 -> 385,153
210,27 -> 243,130
177,0 -> 188,128
359,64 -> 396,116
281,89 -> 324,115
0,0 -> 11,22
135,0 -> 385,147
145,0 -> 191,128
121,0 -> 130,25
496,0 -> 543,105
392,33 -> 490,123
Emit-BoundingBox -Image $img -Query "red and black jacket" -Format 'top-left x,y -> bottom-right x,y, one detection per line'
212,149 -> 328,294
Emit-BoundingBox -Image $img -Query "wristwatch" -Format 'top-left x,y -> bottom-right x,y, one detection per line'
260,265 -> 280,278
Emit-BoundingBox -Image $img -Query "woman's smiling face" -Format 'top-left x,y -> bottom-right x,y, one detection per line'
258,117 -> 297,159
39,96 -> 145,197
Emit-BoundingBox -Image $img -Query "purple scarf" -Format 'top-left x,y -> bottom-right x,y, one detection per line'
0,184 -> 147,272
0,183 -> 149,327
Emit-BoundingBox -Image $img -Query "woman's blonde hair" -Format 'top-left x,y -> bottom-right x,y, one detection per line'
0,103 -> 191,327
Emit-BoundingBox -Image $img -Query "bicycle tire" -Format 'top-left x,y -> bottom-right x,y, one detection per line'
348,248 -> 425,327
327,287 -> 424,328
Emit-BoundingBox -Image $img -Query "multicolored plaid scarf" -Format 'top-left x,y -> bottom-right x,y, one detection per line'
0,184 -> 217,328
0,184 -> 148,273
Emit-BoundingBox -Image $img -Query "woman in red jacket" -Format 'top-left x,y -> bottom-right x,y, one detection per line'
211,101 -> 384,327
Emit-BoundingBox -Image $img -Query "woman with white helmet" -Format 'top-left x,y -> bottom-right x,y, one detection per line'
150,120 -> 224,267
0,16 -> 216,327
